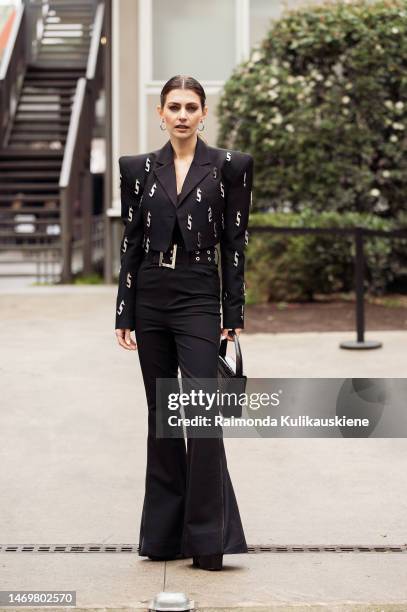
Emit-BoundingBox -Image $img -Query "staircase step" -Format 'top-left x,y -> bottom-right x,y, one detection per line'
18,104 -> 73,111
0,183 -> 59,191
26,66 -> 84,73
14,117 -> 70,124
12,127 -> 69,136
0,204 -> 60,212
8,137 -> 66,144
20,96 -> 75,103
0,161 -> 61,169
0,171 -> 60,179
40,40 -> 90,47
0,149 -> 64,158
23,81 -> 77,88
0,195 -> 61,203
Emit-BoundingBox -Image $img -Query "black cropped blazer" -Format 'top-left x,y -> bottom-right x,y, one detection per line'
115,135 -> 254,331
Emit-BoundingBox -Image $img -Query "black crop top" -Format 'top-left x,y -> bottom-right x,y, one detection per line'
172,194 -> 185,247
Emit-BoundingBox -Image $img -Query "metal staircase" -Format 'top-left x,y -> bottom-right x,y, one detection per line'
0,0 -> 107,283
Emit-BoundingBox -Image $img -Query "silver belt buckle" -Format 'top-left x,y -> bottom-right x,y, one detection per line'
159,243 -> 177,268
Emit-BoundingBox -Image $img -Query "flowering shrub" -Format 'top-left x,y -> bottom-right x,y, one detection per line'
217,0 -> 407,220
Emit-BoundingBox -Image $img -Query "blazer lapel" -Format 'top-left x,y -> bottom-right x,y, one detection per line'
153,139 -> 178,207
153,136 -> 211,208
177,140 -> 212,207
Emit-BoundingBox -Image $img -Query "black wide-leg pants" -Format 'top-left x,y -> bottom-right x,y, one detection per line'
134,254 -> 248,558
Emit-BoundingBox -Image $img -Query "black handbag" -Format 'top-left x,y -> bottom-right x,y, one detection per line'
217,330 -> 247,418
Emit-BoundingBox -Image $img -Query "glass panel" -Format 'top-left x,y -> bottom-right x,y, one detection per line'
152,0 -> 236,81
250,0 -> 328,47
249,0 -> 281,47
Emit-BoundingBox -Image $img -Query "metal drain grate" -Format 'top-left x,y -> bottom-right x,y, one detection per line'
1,543 -> 406,553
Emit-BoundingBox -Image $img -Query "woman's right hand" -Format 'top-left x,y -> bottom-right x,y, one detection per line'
115,328 -> 138,350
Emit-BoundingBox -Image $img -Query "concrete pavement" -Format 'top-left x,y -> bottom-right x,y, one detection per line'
1,285 -> 407,611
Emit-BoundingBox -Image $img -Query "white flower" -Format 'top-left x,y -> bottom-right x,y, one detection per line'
392,122 -> 404,130
325,79 -> 332,87
395,101 -> 404,111
382,170 -> 391,178
342,108 -> 349,115
342,95 -> 350,104
269,77 -> 279,87
251,50 -> 263,63
272,113 -> 283,125
391,27 -> 399,34
369,188 -> 380,197
285,123 -> 295,132
269,90 -> 279,101
384,100 -> 393,109
390,134 -> 398,142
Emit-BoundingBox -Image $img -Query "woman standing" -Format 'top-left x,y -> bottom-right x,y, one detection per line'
114,75 -> 253,571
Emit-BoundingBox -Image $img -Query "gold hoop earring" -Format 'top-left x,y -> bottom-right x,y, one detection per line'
198,120 -> 205,132
160,118 -> 166,131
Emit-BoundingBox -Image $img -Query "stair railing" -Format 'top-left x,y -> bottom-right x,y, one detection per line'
59,1 -> 105,281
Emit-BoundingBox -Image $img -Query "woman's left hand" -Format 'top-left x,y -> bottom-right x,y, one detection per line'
221,328 -> 242,341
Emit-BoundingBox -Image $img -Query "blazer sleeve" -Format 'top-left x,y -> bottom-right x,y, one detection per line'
220,153 -> 254,329
115,156 -> 145,331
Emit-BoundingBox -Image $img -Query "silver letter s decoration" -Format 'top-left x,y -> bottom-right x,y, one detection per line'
187,214 -> 192,230
149,182 -> 157,197
235,210 -> 241,227
145,157 -> 151,172
245,229 -> 249,246
196,187 -> 202,202
243,171 -> 246,187
117,299 -> 125,315
146,210 -> 151,227
233,251 -> 239,267
220,182 -> 225,198
208,206 -> 212,222
134,179 -> 140,194
128,206 -> 133,222
126,272 -> 132,288
144,236 -> 150,252
122,237 -> 128,253
226,151 -> 232,161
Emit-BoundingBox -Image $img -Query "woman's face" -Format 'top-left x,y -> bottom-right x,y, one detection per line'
158,89 -> 207,140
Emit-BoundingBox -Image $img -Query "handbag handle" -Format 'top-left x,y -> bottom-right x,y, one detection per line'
219,330 -> 244,376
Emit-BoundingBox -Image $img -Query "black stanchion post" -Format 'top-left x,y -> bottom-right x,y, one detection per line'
340,226 -> 382,350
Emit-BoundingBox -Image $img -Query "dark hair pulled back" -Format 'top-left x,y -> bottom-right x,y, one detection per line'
160,75 -> 206,110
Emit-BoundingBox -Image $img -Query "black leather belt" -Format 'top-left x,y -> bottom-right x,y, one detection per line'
143,243 -> 218,269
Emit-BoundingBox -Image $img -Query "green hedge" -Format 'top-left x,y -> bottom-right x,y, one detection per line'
246,210 -> 407,302
217,0 -> 407,219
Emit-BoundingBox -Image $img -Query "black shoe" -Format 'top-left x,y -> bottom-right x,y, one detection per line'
192,553 -> 223,570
